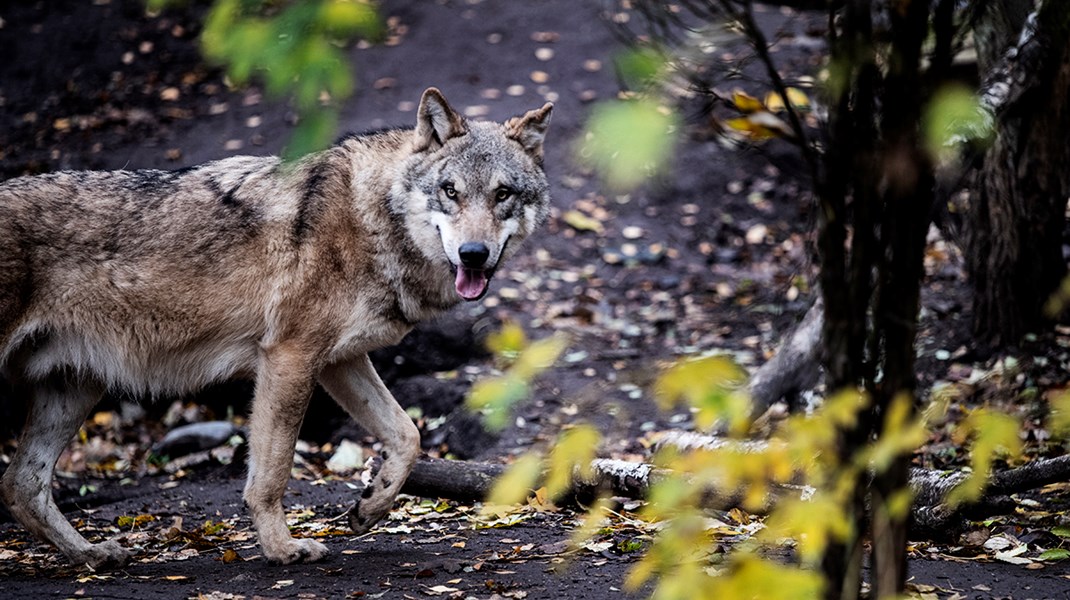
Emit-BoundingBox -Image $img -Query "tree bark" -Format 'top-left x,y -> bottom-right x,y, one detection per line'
965,1 -> 1070,346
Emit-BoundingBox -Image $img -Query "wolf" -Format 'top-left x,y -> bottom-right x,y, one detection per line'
0,88 -> 552,568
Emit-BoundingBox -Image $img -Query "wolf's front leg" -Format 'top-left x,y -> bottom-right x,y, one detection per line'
244,344 -> 328,564
318,354 -> 421,533
0,376 -> 131,569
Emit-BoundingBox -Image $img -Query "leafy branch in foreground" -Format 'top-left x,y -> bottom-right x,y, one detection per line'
475,349 -> 1026,600
147,0 -> 381,158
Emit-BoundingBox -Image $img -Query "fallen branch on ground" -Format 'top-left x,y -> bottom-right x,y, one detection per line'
381,438 -> 1070,538
746,295 -> 824,418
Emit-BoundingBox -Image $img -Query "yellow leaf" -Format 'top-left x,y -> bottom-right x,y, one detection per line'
947,409 -> 1021,506
654,355 -> 746,413
116,514 -> 156,529
764,91 -> 785,112
731,89 -> 765,113
765,87 -> 811,112
221,548 -> 242,563
709,555 -> 824,599
562,209 -> 604,234
723,112 -> 794,140
485,453 -> 542,508
786,87 -> 811,109
486,321 -> 527,356
512,333 -> 568,380
821,388 -> 869,428
545,425 -> 601,500
319,0 -> 379,36
1050,390 -> 1070,435
884,487 -> 915,521
528,486 -> 554,510
91,411 -> 116,427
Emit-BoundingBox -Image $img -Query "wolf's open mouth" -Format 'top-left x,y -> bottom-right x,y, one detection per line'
455,266 -> 491,300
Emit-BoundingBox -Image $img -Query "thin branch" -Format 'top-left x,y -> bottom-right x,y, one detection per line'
725,0 -> 822,186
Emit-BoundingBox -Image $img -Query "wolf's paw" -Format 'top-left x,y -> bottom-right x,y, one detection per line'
73,540 -> 131,570
264,538 -> 329,565
347,495 -> 389,535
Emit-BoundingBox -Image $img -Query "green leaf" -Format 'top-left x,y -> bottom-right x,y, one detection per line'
578,98 -> 679,191
283,108 -> 339,160
923,84 -> 993,163
319,0 -> 381,38
1039,548 -> 1070,561
614,46 -> 666,90
466,375 -> 529,431
1052,525 -> 1070,538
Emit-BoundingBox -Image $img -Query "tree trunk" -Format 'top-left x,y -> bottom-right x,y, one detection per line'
966,2 -> 1070,346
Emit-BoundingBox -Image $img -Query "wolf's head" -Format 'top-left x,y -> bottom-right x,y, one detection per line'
393,88 -> 552,302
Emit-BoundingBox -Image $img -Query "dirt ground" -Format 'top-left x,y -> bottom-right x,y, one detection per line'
2,1 -> 1070,598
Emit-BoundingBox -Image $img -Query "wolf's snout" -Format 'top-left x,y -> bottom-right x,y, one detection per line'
458,242 -> 490,268
454,242 -> 492,301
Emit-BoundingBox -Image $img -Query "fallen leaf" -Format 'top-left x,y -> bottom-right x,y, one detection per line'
731,89 -> 764,113
423,585 -> 460,596
994,545 -> 1032,565
764,87 -> 811,112
562,210 -> 604,234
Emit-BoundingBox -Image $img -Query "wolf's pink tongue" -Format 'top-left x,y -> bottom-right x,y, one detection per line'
455,267 -> 489,300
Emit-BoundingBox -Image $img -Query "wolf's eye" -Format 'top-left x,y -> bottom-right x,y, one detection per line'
442,182 -> 458,199
495,187 -> 513,202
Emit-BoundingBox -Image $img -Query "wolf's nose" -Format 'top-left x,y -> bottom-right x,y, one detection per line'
459,242 -> 490,268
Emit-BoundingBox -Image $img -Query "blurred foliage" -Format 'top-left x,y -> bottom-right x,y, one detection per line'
466,322 -> 568,431
577,48 -> 679,190
946,409 -> 1022,506
578,97 -> 680,191
484,424 -> 602,510
922,84 -> 994,165
474,344 -> 1035,599
146,0 -> 381,159
654,355 -> 748,434
1051,391 -> 1070,437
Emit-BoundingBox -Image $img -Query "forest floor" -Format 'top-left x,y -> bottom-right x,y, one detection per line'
1,1 -> 1069,598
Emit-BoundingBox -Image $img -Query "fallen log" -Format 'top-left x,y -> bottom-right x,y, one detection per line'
380,439 -> 1070,539
394,456 -> 672,504
747,295 -> 824,418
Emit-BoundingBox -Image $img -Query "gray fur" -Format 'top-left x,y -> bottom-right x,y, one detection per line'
0,88 -> 552,568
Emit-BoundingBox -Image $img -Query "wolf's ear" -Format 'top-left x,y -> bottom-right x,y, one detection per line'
414,88 -> 467,152
505,103 -> 553,160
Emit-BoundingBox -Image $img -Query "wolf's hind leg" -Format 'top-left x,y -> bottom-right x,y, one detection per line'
318,355 -> 421,534
0,376 -> 131,569
243,344 -> 328,564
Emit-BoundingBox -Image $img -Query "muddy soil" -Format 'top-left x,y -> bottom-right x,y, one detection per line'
1,1 -> 1068,598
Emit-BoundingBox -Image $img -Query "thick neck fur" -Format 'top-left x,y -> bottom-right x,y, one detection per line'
290,133 -> 459,331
